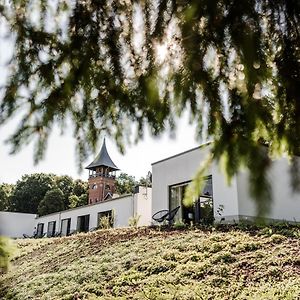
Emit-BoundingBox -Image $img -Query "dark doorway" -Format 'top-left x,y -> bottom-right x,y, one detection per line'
77,215 -> 90,232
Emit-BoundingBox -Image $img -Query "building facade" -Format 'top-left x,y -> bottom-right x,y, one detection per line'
152,144 -> 300,223
34,186 -> 152,237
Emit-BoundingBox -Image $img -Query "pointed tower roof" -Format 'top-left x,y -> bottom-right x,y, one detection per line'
85,139 -> 119,171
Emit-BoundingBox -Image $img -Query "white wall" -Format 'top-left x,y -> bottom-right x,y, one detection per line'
135,186 -> 152,226
152,145 -> 211,215
237,157 -> 300,222
211,162 -> 239,222
0,211 -> 36,238
151,145 -> 239,222
34,188 -> 153,236
35,195 -> 134,235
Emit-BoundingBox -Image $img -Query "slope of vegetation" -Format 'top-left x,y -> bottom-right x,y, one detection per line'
1,226 -> 300,300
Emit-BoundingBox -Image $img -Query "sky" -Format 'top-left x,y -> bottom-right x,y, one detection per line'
0,112 -> 200,184
0,8 -> 200,184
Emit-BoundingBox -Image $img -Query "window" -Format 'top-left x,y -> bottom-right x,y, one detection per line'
169,176 -> 213,224
36,223 -> 44,238
61,218 -> 71,236
97,210 -> 114,228
169,183 -> 187,223
91,184 -> 97,189
77,215 -> 90,232
47,221 -> 56,237
202,176 -> 213,197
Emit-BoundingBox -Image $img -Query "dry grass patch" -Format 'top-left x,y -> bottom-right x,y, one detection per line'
0,226 -> 299,299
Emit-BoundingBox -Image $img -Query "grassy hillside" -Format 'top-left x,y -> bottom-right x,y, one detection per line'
1,225 -> 300,300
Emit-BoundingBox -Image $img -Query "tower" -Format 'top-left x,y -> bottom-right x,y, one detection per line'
86,139 -> 119,204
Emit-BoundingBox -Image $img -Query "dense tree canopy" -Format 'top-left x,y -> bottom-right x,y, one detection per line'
116,173 -> 137,195
37,188 -> 65,216
1,1 -> 300,213
68,193 -> 88,208
10,173 -> 55,213
0,183 -> 14,211
72,179 -> 88,198
55,175 -> 74,208
1,173 -> 88,213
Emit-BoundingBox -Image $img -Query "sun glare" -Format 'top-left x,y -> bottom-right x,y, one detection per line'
155,43 -> 168,63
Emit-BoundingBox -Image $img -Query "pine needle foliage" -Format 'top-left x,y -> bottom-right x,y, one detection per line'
0,1 -> 300,211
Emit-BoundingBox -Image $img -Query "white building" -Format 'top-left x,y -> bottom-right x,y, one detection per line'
0,140 -> 152,238
2,142 -> 300,239
152,144 -> 300,224
0,186 -> 151,238
0,211 -> 37,238
34,186 -> 151,237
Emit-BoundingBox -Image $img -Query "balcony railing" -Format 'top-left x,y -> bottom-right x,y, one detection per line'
89,172 -> 116,179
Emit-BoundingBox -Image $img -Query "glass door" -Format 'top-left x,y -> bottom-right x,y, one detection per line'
77,215 -> 90,232
61,218 -> 71,236
36,223 -> 44,237
47,221 -> 56,237
169,176 -> 213,224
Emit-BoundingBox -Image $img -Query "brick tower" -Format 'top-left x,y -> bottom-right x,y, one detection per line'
86,139 -> 119,205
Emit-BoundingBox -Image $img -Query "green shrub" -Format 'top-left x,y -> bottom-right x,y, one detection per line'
0,237 -> 14,273
128,214 -> 141,228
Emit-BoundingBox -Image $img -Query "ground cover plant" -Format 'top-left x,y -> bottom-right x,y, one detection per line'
0,225 -> 300,300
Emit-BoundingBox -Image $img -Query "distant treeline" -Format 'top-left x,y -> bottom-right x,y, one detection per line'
0,172 -> 151,216
0,174 -> 88,216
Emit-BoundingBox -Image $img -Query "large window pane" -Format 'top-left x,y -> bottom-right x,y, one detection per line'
77,215 -> 90,232
169,176 -> 213,224
61,218 -> 71,236
169,184 -> 185,223
97,210 -> 113,228
47,221 -> 56,237
36,223 -> 44,237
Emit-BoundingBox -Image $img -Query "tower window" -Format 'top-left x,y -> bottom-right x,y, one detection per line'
91,184 -> 97,190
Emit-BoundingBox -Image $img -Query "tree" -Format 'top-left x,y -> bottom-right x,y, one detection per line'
72,179 -> 88,198
138,177 -> 152,188
1,1 -> 300,212
55,175 -> 75,208
38,188 -> 65,216
116,173 -> 137,195
0,183 -> 14,211
68,194 -> 88,209
10,174 -> 55,214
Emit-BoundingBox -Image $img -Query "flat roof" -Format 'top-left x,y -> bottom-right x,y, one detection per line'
151,142 -> 211,166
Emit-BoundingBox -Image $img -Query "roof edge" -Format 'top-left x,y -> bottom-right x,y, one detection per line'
151,142 -> 211,166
